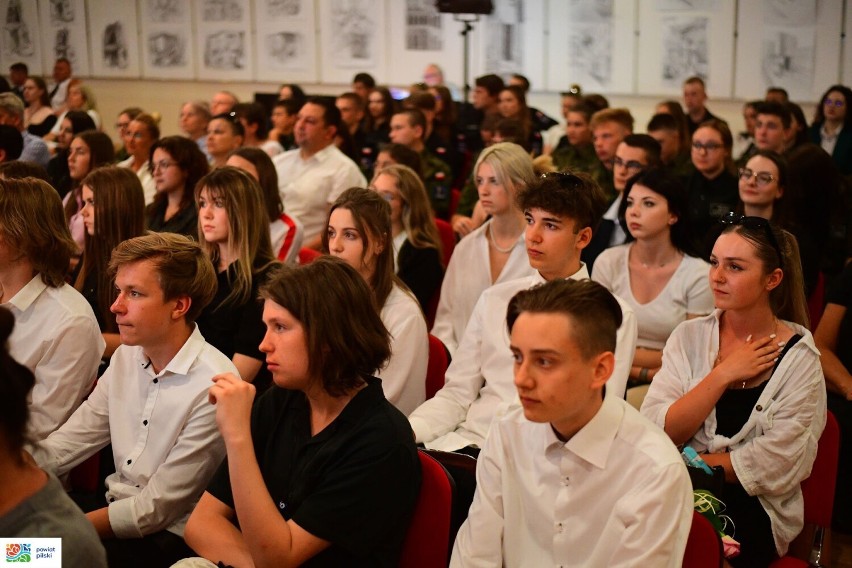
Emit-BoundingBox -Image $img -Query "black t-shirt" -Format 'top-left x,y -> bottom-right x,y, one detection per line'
146,202 -> 199,239
206,377 -> 421,567
397,240 -> 443,312
827,263 -> 852,372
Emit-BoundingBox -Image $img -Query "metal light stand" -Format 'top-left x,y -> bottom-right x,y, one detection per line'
454,14 -> 480,104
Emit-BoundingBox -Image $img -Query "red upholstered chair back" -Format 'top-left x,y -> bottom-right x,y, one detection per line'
425,334 -> 449,400
297,247 -> 322,264
683,510 -> 723,568
802,411 -> 840,527
399,450 -> 454,568
434,218 -> 455,267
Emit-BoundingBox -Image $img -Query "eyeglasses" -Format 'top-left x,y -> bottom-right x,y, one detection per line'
151,160 -> 177,172
824,98 -> 845,108
692,141 -> 723,152
738,168 -> 776,187
719,212 -> 783,268
613,157 -> 645,172
115,122 -> 130,131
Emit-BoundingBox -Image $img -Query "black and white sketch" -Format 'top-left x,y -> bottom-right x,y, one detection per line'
659,0 -> 720,10
202,0 -> 243,22
204,30 -> 245,69
148,32 -> 186,67
761,29 -> 814,96
485,0 -> 524,76
3,0 -> 36,57
328,0 -> 376,64
103,21 -> 129,68
406,0 -> 441,51
268,0 -> 301,17
49,0 -> 74,23
266,31 -> 302,64
150,0 -> 185,23
53,27 -> 75,61
765,0 -> 816,26
661,16 -> 709,84
564,0 -> 613,88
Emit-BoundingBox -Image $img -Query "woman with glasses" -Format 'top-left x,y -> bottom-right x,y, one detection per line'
432,142 -> 537,356
736,150 -> 819,294
206,113 -> 244,168
593,168 -> 713,390
808,84 -> 852,175
146,136 -> 209,238
684,119 -> 739,252
641,214 -> 824,567
370,164 -> 443,311
113,107 -> 143,161
117,113 -> 159,204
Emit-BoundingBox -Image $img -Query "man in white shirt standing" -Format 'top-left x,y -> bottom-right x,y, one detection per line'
30,233 -> 237,567
273,97 -> 366,249
0,177 -> 103,441
409,172 -> 638,454
451,278 -> 693,567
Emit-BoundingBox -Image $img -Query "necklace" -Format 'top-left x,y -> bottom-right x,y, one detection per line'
488,224 -> 519,254
716,318 -> 779,389
631,246 -> 680,269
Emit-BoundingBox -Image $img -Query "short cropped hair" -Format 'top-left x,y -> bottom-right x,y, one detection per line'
232,102 -> 271,138
647,112 -> 680,133
506,278 -> 622,360
0,92 -> 24,121
683,76 -> 706,89
353,72 -> 376,89
9,62 -> 27,74
0,178 -> 77,288
590,107 -> 634,133
377,143 -> 422,178
518,172 -> 609,235
510,73 -> 530,92
395,108 -> 427,133
304,96 -> 342,134
755,101 -> 792,129
475,74 -> 505,97
337,92 -> 366,112
260,257 -> 391,396
108,233 -> 216,324
622,134 -> 662,168
404,91 -> 436,112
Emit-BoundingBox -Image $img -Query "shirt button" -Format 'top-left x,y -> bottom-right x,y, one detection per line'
143,420 -> 148,426
153,378 -> 158,384
127,459 -> 132,465
756,405 -> 763,411
109,497 -> 115,502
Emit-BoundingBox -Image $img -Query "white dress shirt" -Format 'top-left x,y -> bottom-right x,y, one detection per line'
409,266 -> 638,451
118,156 -> 156,205
431,219 -> 535,357
273,144 -> 367,243
377,284 -> 428,416
451,397 -> 693,567
593,245 -> 714,349
32,325 -> 235,539
602,193 -> 626,247
640,311 -> 826,556
3,276 -> 104,441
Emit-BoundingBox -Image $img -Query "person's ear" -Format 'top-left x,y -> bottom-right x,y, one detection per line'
765,268 -> 783,291
575,226 -> 593,250
171,295 -> 192,320
590,351 -> 614,390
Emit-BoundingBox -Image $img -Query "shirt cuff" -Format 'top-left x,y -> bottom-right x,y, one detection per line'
108,497 -> 143,539
408,416 -> 431,445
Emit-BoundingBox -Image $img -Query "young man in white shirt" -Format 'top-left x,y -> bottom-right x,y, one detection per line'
409,172 -> 638,453
30,233 -> 237,567
0,177 -> 103,441
451,278 -> 693,567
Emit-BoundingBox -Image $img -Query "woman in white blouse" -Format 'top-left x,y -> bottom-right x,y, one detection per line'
641,215 -> 824,566
593,168 -> 713,385
431,142 -> 537,356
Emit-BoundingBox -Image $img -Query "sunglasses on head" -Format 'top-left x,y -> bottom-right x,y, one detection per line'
719,212 -> 783,268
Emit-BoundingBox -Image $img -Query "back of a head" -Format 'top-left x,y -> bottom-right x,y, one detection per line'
0,306 -> 37,453
0,92 -> 24,122
0,177 -> 76,288
405,91 -> 436,113
0,125 -> 23,161
476,74 -> 505,97
379,143 -> 423,178
0,161 -> 50,183
518,172 -> 609,235
260,257 -> 391,395
590,107 -> 634,133
108,232 -> 216,323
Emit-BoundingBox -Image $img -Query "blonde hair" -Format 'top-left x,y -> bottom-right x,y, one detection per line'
472,142 -> 536,200
194,167 -> 277,308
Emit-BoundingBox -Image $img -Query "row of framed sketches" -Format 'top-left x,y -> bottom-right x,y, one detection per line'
0,0 -> 848,101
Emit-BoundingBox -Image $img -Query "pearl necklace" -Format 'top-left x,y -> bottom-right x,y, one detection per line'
488,224 -> 520,254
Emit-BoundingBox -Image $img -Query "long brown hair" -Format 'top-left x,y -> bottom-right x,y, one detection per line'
371,164 -> 442,257
146,136 -> 209,216
63,131 -> 115,222
74,167 -> 146,331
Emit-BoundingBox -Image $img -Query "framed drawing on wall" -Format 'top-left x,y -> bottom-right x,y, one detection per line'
254,0 -> 318,83
476,0 -> 545,89
88,0 -> 141,78
636,0 -> 736,98
0,0 -> 44,74
546,0 -> 636,95
139,0 -> 197,80
194,0 -> 253,81
735,0 -> 841,102
38,0 -> 90,76
317,0 -> 387,84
